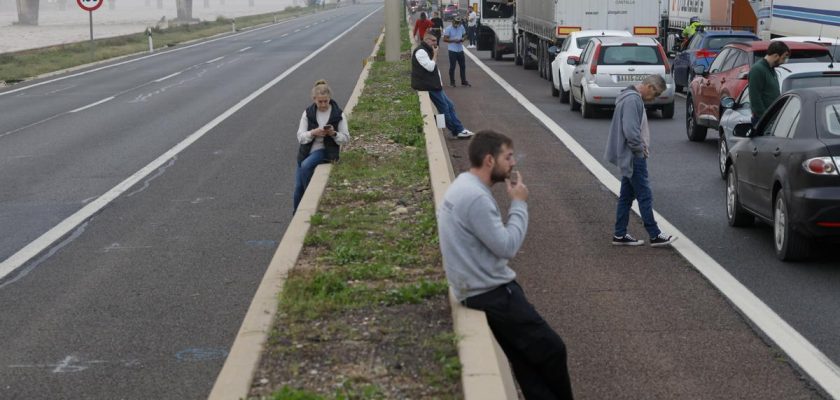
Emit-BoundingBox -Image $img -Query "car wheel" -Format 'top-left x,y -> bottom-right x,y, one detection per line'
774,193 -> 810,261
570,84 -> 580,111
661,102 -> 675,119
726,168 -> 753,227
493,36 -> 503,61
685,95 -> 707,142
551,80 -> 560,97
718,131 -> 728,180
560,87 -> 570,104
581,90 -> 595,118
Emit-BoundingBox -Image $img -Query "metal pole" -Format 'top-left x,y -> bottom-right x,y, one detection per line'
89,11 -> 95,60
384,0 -> 400,61
147,27 -> 154,53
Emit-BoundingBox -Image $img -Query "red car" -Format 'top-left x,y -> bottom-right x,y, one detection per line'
685,41 -> 832,141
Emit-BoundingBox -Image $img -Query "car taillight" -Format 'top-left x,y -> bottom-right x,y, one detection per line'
695,49 -> 718,59
802,157 -> 840,175
591,45 -> 601,75
656,44 -> 670,74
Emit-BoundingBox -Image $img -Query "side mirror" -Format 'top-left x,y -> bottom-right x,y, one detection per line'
548,45 -> 559,56
737,71 -> 749,80
720,97 -> 736,110
733,123 -> 753,137
692,63 -> 707,77
567,55 -> 580,66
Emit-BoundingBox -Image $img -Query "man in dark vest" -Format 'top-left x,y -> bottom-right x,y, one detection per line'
412,30 -> 474,139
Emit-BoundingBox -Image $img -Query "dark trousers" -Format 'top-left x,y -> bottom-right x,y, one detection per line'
463,281 -> 574,400
448,50 -> 467,84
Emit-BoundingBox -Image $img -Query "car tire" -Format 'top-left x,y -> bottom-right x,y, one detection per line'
570,85 -> 580,111
493,36 -> 503,61
551,81 -> 560,97
774,192 -> 810,261
718,131 -> 728,180
581,91 -> 595,118
686,95 -> 707,142
726,168 -> 753,227
560,87 -> 570,103
661,102 -> 675,119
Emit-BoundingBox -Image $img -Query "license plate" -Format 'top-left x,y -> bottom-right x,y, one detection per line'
616,74 -> 647,82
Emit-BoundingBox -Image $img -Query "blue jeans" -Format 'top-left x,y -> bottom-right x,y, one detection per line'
293,149 -> 325,213
614,157 -> 661,238
428,89 -> 465,135
448,50 -> 467,84
467,25 -> 477,46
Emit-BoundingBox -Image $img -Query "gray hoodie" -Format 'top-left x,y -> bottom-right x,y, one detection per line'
604,86 -> 647,178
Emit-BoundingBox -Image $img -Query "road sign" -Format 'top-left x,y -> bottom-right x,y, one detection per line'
77,0 -> 104,12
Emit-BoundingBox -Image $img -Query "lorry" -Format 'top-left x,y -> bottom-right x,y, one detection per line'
754,0 -> 840,40
475,0 -> 515,61
665,0 -> 757,51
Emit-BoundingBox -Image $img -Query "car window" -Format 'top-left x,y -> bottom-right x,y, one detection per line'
824,102 -> 840,138
705,36 -> 757,50
688,34 -> 704,50
783,75 -> 840,91
772,97 -> 800,138
482,1 -> 513,18
738,84 -> 750,106
580,42 -> 593,62
720,51 -> 740,71
561,37 -> 570,51
753,49 -> 832,64
599,45 -> 661,65
758,97 -> 789,136
709,48 -> 731,73
576,36 -> 595,49
731,50 -> 749,68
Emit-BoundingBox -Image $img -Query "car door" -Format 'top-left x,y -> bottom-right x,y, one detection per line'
558,35 -> 576,91
697,48 -> 732,123
720,50 -> 750,106
573,41 -> 595,101
753,96 -> 801,218
738,97 -> 790,213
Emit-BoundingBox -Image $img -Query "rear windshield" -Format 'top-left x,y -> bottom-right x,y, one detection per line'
783,75 -> 840,92
704,36 -> 757,50
598,45 -> 662,65
753,49 -> 832,64
823,102 -> 840,138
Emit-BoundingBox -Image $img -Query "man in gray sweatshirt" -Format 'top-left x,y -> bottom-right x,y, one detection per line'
438,130 -> 574,399
604,75 -> 676,247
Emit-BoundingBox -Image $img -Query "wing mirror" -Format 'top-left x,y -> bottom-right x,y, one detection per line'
733,123 -> 753,137
567,55 -> 580,66
548,45 -> 559,56
737,71 -> 749,80
692,63 -> 707,77
720,96 -> 736,110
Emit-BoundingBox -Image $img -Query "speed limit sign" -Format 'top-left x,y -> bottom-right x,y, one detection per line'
77,0 -> 104,12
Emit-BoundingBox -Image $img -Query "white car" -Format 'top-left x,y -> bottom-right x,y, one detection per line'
549,30 -> 631,103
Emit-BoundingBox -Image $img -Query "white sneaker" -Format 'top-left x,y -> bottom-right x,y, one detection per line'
456,129 -> 474,139
468,45 -> 476,48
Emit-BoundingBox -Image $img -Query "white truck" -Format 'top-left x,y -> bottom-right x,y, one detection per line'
514,0 -> 665,81
475,0 -> 516,61
754,0 -> 840,40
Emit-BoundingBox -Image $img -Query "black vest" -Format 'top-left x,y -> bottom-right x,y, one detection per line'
298,100 -> 343,163
411,43 -> 443,91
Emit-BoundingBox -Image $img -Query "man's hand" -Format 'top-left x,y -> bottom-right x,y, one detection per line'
311,128 -> 326,137
506,171 -> 528,202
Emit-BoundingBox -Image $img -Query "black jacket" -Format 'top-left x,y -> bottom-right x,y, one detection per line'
298,99 -> 343,163
411,42 -> 442,91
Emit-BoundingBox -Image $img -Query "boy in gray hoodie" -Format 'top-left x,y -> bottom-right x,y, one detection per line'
604,75 -> 677,247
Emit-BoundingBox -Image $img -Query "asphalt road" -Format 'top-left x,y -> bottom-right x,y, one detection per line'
459,46 -> 840,381
0,4 -> 382,399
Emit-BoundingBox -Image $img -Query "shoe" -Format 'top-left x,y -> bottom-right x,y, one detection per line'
455,129 -> 474,139
650,233 -> 678,247
468,45 -> 476,48
612,234 -> 644,246
461,81 -> 471,87
450,82 -> 457,87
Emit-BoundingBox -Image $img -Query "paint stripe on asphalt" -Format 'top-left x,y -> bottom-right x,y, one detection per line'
69,96 -> 114,113
463,48 -> 840,398
153,71 -> 182,82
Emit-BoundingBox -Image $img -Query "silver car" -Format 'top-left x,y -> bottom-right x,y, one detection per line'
569,36 -> 676,119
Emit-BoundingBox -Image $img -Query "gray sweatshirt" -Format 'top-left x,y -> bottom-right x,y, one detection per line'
604,86 -> 647,178
437,172 -> 527,301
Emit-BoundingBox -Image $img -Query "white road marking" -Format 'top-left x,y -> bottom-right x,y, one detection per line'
294,29 -> 301,33
281,33 -> 289,37
239,46 -> 252,52
463,48 -> 840,398
69,96 -> 114,113
304,25 -> 311,29
0,6 -> 383,283
205,56 -> 225,64
153,71 -> 182,82
263,39 -> 272,43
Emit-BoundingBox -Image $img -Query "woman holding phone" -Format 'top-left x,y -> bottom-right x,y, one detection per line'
293,79 -> 350,214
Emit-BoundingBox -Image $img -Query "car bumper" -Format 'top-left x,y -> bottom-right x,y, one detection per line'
791,186 -> 840,238
584,83 -> 675,106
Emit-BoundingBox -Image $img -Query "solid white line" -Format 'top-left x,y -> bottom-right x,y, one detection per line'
205,56 -> 225,64
153,71 -> 182,83
69,96 -> 114,113
263,39 -> 272,43
463,48 -> 840,398
0,6 -> 384,283
239,46 -> 252,52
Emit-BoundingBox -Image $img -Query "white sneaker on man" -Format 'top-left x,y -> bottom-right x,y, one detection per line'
456,129 -> 474,139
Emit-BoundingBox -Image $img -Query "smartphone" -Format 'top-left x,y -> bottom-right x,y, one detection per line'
324,124 -> 333,130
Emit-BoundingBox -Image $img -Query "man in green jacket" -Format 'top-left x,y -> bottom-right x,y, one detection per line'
748,41 -> 790,126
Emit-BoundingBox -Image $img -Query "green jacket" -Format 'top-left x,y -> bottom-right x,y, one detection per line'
748,58 -> 780,119
682,21 -> 702,37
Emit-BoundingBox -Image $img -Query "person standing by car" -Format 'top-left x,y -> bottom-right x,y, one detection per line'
467,7 -> 478,48
605,75 -> 677,247
437,130 -> 575,400
413,12 -> 434,43
412,31 -> 474,139
748,40 -> 790,125
444,16 -> 471,87
293,80 -> 350,214
429,11 -> 444,44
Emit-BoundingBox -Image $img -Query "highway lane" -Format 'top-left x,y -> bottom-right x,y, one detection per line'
0,4 -> 382,398
0,4 -> 378,271
466,49 -> 840,374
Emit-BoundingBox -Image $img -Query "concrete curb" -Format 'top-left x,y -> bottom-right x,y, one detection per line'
206,28 -> 384,400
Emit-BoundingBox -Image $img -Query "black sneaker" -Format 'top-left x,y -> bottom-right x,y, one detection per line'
612,234 -> 644,246
650,233 -> 677,247
450,82 -> 457,87
462,81 -> 471,87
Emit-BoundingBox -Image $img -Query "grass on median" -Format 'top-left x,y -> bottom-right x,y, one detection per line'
0,5 -> 325,84
248,18 -> 461,400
